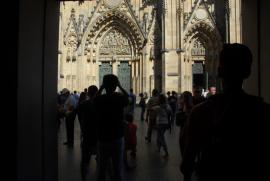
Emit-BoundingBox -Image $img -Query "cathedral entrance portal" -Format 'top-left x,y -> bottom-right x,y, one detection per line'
96,27 -> 136,92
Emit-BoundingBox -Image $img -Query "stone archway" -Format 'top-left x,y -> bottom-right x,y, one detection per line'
79,10 -> 146,92
183,22 -> 222,91
97,28 -> 133,91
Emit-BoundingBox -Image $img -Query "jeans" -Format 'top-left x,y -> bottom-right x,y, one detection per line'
146,118 -> 156,141
157,124 -> 168,153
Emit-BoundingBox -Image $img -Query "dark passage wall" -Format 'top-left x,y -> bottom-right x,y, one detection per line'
17,0 -> 59,181
242,0 -> 270,103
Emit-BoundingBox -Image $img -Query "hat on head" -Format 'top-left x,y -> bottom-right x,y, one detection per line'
61,88 -> 69,94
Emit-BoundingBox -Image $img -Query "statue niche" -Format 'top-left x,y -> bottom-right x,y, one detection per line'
99,29 -> 131,56
191,40 -> 205,56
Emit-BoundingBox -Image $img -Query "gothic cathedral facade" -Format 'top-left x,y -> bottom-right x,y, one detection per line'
58,0 -> 241,95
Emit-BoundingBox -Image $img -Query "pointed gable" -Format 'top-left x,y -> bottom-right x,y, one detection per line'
64,8 -> 79,46
87,0 -> 145,39
184,0 -> 217,34
82,0 -> 146,55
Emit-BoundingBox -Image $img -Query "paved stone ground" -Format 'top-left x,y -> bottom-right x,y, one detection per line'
58,107 -> 194,181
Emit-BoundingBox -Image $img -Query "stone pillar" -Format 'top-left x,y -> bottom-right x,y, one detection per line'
112,60 -> 118,76
97,61 -> 102,86
131,60 -> 135,90
162,0 -> 180,93
77,54 -> 83,92
92,60 -> 98,87
144,52 -> 149,94
58,52 -> 62,92
229,0 -> 242,43
140,53 -> 144,94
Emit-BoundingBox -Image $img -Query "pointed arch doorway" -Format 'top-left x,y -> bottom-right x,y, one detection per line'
97,28 -> 132,91
80,8 -> 146,93
191,40 -> 207,90
183,22 -> 222,92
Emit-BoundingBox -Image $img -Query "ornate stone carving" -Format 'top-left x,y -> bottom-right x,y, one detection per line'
104,0 -> 123,9
142,12 -> 149,35
84,10 -> 146,55
64,9 -> 77,44
195,9 -> 208,20
119,3 -> 128,12
149,46 -> 155,60
163,0 -> 168,15
67,33 -> 78,52
191,40 -> 205,56
77,15 -> 84,35
99,29 -> 131,55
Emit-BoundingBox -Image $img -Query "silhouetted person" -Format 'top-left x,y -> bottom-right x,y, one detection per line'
138,93 -> 146,121
205,86 -> 216,99
63,88 -> 77,146
79,85 -> 98,181
168,90 -> 178,124
166,91 -> 171,98
57,89 -> 69,129
180,43 -> 270,181
192,87 -> 205,106
145,89 -> 159,143
128,88 -> 136,115
153,94 -> 172,157
94,74 -> 129,181
73,90 -> 79,105
175,91 -> 193,156
77,90 -> 87,138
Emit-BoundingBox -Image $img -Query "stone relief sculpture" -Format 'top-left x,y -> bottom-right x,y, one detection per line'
191,40 -> 205,56
99,29 -> 131,55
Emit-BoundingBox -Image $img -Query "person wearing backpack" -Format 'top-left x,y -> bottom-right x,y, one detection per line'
180,43 -> 270,181
153,94 -> 172,158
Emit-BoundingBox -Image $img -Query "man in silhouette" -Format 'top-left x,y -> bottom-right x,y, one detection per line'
62,88 -> 77,146
192,87 -> 205,106
79,85 -> 98,181
128,88 -> 136,115
94,74 -> 129,181
180,43 -> 270,181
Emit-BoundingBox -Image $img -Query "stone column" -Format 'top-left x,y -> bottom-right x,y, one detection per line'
77,53 -> 84,92
162,0 -> 180,93
140,53 -> 144,94
229,0 -> 242,43
97,61 -> 102,86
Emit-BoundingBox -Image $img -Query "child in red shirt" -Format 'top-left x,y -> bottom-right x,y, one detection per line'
124,114 -> 137,168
